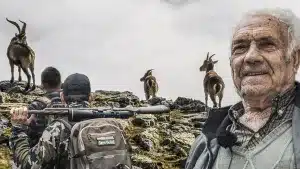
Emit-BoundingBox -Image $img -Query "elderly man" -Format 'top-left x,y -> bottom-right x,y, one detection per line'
185,8 -> 300,169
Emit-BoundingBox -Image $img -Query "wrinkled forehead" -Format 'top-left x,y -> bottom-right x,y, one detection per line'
232,14 -> 289,45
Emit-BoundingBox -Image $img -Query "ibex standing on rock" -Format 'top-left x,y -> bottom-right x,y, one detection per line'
200,52 -> 225,108
6,18 -> 36,92
140,69 -> 159,100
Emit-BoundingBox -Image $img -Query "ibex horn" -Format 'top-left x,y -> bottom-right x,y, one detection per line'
19,20 -> 26,35
209,54 -> 215,60
6,18 -> 20,33
206,52 -> 209,60
146,69 -> 154,75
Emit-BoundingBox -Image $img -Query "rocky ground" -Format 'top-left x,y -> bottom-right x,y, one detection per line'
0,80 -> 208,169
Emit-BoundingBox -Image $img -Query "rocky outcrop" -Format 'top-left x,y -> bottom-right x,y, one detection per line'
0,80 -> 208,169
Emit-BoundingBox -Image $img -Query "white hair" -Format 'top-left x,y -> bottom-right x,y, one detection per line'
234,8 -> 300,61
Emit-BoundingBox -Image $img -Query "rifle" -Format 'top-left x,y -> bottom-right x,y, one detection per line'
0,105 -> 170,122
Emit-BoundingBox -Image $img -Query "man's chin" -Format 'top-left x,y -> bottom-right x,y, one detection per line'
240,86 -> 269,98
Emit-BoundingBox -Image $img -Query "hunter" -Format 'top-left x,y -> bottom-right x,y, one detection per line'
26,66 -> 63,148
185,8 -> 300,169
9,73 -> 92,169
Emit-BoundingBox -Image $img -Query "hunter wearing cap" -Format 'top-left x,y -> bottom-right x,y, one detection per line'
9,73 -> 92,169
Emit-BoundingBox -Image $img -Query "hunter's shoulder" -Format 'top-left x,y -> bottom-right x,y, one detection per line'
28,96 -> 51,110
35,96 -> 52,104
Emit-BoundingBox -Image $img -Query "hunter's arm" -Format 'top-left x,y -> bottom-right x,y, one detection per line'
9,121 -> 65,169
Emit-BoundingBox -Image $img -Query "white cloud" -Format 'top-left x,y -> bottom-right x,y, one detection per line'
0,0 -> 299,106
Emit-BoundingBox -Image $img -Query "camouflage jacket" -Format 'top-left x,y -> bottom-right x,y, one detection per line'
10,102 -> 89,169
27,90 -> 62,148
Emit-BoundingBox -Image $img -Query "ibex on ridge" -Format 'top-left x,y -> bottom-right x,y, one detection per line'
200,52 -> 225,108
140,69 -> 159,100
6,18 -> 36,92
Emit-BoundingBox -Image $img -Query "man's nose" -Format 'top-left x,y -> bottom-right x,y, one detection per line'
244,42 -> 264,64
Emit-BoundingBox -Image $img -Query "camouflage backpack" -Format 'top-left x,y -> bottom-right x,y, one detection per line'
56,117 -> 132,169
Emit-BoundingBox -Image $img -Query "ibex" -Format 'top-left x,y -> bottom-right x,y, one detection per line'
200,52 -> 225,108
140,69 -> 159,100
6,18 -> 36,92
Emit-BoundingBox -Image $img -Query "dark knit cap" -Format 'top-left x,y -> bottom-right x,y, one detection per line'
62,73 -> 91,98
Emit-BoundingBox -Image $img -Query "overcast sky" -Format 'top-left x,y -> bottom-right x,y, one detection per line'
0,0 -> 300,106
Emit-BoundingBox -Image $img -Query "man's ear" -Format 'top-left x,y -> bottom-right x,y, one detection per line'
294,49 -> 300,71
60,92 -> 66,104
42,83 -> 48,90
88,93 -> 93,103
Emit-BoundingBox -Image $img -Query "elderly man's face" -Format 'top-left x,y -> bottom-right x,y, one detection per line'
230,15 -> 294,98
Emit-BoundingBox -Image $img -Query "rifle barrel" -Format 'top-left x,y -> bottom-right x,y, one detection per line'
29,110 -> 69,115
136,105 -> 170,114
0,105 -> 171,119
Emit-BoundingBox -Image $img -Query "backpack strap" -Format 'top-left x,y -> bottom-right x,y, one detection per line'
51,117 -> 73,169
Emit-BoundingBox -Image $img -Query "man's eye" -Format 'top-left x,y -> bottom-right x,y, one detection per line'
232,45 -> 248,54
259,42 -> 276,51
